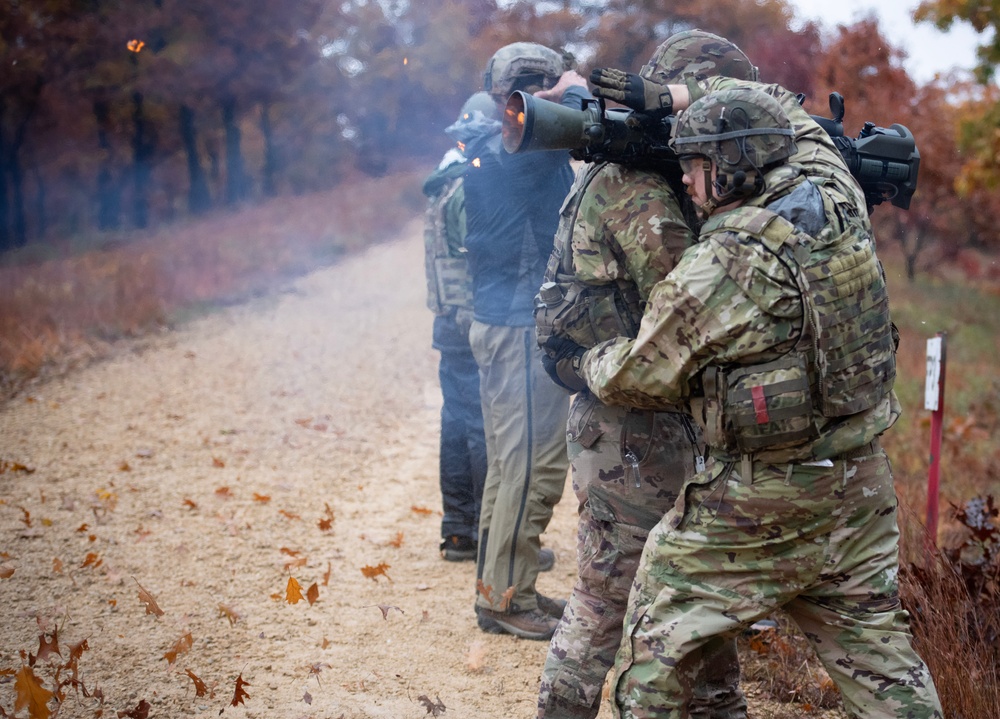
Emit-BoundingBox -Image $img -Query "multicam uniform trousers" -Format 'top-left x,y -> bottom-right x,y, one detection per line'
613,443 -> 944,719
538,392 -> 745,719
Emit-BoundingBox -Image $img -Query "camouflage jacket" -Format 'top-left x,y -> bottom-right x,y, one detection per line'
579,164 -> 899,462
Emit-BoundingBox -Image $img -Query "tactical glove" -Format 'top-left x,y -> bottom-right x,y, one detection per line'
589,68 -> 673,119
541,335 -> 588,393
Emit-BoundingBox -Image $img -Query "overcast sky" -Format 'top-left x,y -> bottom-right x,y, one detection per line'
788,0 -> 989,83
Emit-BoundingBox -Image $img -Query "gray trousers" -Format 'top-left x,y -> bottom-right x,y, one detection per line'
470,321 -> 569,612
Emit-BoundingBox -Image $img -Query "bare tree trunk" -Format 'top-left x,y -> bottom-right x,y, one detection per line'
94,99 -> 122,231
260,102 -> 278,198
131,90 -> 152,229
180,104 -> 211,214
221,96 -> 248,206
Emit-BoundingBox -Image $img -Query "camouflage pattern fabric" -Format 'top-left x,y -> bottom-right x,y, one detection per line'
640,30 -> 758,85
538,393 -> 745,719
537,163 -> 747,718
612,449 -> 942,719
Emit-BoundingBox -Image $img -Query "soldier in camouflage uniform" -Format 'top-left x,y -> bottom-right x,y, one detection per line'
534,31 -> 756,719
422,93 -> 498,561
554,87 -> 943,718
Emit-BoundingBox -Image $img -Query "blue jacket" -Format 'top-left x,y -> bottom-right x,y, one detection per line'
462,86 -> 591,327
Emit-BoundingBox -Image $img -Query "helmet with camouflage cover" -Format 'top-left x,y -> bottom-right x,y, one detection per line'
640,29 -> 758,85
672,87 -> 795,205
483,42 -> 563,99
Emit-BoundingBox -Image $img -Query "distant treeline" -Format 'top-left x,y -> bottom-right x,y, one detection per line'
2,0 -> 998,274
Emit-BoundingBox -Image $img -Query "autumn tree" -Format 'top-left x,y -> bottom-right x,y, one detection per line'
916,0 -> 1000,192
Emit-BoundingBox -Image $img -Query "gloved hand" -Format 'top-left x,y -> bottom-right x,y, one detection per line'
589,68 -> 673,119
541,335 -> 588,393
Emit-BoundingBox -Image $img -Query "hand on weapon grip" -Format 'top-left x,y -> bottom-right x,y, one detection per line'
589,68 -> 673,119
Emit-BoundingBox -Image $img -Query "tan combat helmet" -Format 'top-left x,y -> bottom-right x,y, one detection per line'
641,29 -> 759,85
483,42 -> 563,100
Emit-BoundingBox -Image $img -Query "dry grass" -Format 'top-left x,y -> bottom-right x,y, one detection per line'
0,170 -> 424,397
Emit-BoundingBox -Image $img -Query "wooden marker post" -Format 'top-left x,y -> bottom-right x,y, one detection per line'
924,333 -> 947,544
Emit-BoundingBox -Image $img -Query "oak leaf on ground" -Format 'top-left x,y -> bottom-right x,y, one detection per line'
417,694 -> 446,717
163,632 -> 193,665
185,669 -> 208,697
133,577 -> 164,617
286,576 -> 304,604
229,673 -> 251,707
14,665 -> 54,719
306,582 -> 319,606
360,562 -> 391,581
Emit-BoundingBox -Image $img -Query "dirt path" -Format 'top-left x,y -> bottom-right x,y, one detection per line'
0,220 -> 584,719
1,220 -> 848,719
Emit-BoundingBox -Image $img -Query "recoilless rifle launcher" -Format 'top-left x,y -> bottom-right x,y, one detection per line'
502,90 -> 920,211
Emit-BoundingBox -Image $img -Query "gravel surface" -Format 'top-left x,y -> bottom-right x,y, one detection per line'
0,220 -> 846,719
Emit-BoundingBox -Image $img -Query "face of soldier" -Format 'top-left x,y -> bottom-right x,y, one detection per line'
680,155 -> 713,216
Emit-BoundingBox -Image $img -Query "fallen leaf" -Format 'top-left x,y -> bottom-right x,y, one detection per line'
31,630 -> 61,665
279,510 -> 301,520
81,552 -> 102,569
499,585 -> 516,612
417,694 -> 446,717
322,561 -> 331,587
284,556 -> 308,570
212,457 -> 226,468
374,604 -> 404,620
252,493 -> 271,503
52,558 -> 63,574
19,506 -> 31,527
163,632 -> 193,665
476,579 -> 494,606
218,603 -> 242,626
215,486 -> 232,498
14,666 -> 54,719
286,576 -> 304,604
306,583 -> 319,606
183,498 -> 198,509
133,577 -> 164,617
0,460 -> 35,474
303,690 -> 313,704
230,673 -> 251,708
385,531 -> 404,548
185,669 -> 207,697
0,563 -> 14,579
410,505 -> 433,515
360,563 -> 391,582
320,637 -> 330,649
280,547 -> 300,556
119,461 -> 131,472
118,698 -> 151,718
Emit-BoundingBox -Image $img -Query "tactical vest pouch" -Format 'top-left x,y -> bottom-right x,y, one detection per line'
704,354 -> 818,454
434,257 -> 473,310
535,271 -> 642,349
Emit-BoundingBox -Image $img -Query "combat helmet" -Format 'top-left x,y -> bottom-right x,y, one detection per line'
483,42 -> 563,99
672,87 -> 796,208
446,91 -> 501,145
641,29 -> 758,85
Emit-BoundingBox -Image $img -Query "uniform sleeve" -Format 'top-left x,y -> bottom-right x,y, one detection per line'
579,234 -> 801,409
572,165 -> 694,299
